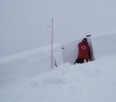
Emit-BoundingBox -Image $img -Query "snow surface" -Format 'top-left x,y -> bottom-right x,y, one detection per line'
0,44 -> 63,86
62,33 -> 116,64
0,33 -> 116,102
0,55 -> 116,102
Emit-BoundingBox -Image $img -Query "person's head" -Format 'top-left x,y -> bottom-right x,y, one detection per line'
82,38 -> 87,42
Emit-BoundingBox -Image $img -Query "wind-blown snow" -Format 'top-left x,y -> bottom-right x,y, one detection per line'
0,55 -> 116,102
0,33 -> 116,102
0,43 -> 63,86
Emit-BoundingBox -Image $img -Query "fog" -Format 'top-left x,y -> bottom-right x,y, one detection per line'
0,0 -> 116,57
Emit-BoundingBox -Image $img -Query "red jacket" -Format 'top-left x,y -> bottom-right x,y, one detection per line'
78,41 -> 91,59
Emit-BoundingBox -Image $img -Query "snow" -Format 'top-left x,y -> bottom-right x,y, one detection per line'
62,33 -> 116,64
0,43 -> 63,86
0,55 -> 116,102
0,33 -> 116,102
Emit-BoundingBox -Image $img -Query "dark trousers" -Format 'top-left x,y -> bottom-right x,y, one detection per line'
74,58 -> 84,64
74,58 -> 88,64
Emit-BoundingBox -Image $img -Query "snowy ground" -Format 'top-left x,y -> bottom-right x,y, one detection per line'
0,33 -> 116,102
0,54 -> 116,102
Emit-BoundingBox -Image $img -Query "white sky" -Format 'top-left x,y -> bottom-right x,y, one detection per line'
0,0 -> 116,57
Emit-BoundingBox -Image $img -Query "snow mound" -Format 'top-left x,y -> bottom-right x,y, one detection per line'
1,54 -> 116,102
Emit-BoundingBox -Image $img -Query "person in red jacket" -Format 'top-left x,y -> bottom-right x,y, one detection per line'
74,38 -> 91,64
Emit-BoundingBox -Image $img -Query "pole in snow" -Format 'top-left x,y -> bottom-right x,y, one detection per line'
62,45 -> 65,63
51,18 -> 54,69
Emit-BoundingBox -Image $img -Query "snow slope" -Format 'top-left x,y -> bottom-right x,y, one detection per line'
62,33 -> 116,64
0,54 -> 116,102
0,33 -> 116,102
0,44 -> 63,86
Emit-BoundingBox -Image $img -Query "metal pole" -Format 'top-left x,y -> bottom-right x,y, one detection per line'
51,18 -> 53,69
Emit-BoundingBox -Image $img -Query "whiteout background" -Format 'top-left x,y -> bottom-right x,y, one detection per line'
1,1 -> 116,101
1,0 -> 116,57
